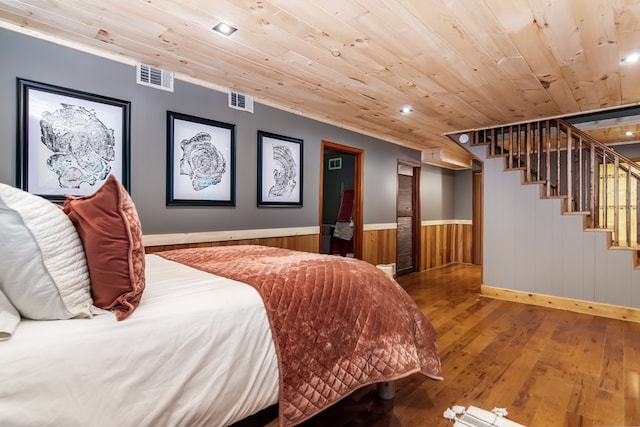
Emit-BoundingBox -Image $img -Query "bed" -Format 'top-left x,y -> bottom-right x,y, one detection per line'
0,175 -> 442,427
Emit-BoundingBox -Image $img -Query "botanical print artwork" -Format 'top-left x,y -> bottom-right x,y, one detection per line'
179,131 -> 227,191
40,104 -> 115,188
268,144 -> 297,198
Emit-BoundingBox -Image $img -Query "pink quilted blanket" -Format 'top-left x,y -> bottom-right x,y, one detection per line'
157,245 -> 442,426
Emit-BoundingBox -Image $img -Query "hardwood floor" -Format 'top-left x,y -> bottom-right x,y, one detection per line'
270,263 -> 640,427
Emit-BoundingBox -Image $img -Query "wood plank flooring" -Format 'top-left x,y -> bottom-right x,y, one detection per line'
268,263 -> 640,427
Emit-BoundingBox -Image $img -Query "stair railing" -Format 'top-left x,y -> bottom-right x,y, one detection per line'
471,118 -> 640,250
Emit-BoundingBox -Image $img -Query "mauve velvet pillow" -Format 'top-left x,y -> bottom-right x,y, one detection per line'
63,175 -> 145,320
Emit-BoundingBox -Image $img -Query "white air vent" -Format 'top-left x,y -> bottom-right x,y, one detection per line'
228,91 -> 254,113
136,64 -> 174,92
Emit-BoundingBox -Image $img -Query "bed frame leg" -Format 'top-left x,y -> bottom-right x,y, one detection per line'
377,381 -> 395,400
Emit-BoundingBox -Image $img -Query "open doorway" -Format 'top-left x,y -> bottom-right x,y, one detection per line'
319,140 -> 363,259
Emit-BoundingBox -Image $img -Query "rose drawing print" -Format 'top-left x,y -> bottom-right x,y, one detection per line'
166,112 -> 236,206
17,79 -> 130,200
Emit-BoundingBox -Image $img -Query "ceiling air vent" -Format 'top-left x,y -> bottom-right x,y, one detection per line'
136,63 -> 174,92
228,91 -> 254,113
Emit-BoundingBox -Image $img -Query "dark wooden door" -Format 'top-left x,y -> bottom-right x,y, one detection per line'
396,163 -> 419,276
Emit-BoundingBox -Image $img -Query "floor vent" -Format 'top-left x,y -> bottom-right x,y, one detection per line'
229,91 -> 254,113
136,64 -> 174,92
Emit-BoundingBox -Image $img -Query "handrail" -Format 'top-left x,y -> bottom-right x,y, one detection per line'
471,118 -> 639,250
556,118 -> 640,180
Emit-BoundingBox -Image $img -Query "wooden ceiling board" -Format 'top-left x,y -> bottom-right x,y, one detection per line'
574,1 -> 621,106
1,0 -> 640,166
397,3 -> 535,121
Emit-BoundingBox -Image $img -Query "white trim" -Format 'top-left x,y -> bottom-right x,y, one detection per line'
421,219 -> 472,226
363,223 -> 398,231
143,226 -> 319,247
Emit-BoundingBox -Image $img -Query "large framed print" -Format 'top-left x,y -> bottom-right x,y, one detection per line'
167,111 -> 235,206
17,78 -> 131,202
257,131 -> 303,207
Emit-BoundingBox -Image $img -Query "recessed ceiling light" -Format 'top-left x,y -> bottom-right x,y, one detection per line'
621,53 -> 640,63
458,133 -> 470,144
625,131 -> 634,136
213,22 -> 237,36
400,105 -> 414,114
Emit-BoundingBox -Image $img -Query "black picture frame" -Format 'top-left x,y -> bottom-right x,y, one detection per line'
167,111 -> 236,206
257,130 -> 303,207
17,78 -> 131,202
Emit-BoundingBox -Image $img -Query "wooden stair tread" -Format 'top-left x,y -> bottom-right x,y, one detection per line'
608,244 -> 640,251
562,211 -> 591,216
584,227 -> 614,233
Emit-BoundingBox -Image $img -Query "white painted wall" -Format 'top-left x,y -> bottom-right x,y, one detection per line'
469,145 -> 640,309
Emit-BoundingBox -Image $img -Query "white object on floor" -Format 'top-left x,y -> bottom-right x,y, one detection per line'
444,408 -> 457,420
376,263 -> 395,278
452,405 -> 466,414
445,405 -> 526,427
492,407 -> 508,417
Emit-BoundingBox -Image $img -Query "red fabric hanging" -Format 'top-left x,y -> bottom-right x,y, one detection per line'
336,189 -> 354,222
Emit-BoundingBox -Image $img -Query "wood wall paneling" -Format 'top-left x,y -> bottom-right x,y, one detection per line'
145,234 -> 319,254
362,228 -> 397,267
145,223 -> 472,273
421,223 -> 473,270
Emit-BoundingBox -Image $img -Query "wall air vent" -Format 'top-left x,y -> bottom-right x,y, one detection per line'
136,63 -> 174,92
228,91 -> 254,113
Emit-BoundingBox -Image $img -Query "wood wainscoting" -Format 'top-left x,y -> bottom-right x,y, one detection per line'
144,227 -> 319,254
144,221 -> 473,273
421,220 -> 473,270
362,221 -> 473,271
362,224 -> 397,267
145,225 -> 396,267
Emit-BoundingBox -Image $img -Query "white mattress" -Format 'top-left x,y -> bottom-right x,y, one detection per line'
0,254 -> 279,427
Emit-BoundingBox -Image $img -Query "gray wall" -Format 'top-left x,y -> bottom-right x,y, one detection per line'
614,144 -> 640,160
0,28 -> 424,234
469,144 -> 640,309
454,169 -> 472,220
420,165 -> 472,221
420,165 -> 455,220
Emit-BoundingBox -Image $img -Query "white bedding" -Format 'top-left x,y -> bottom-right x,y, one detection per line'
0,254 -> 279,427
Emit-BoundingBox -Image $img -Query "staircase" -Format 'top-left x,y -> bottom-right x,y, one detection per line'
469,118 -> 640,269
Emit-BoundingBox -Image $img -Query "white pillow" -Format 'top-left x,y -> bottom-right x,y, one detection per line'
0,183 -> 92,320
0,289 -> 20,340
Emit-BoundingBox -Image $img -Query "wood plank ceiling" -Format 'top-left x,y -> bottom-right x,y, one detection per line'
1,0 -> 640,168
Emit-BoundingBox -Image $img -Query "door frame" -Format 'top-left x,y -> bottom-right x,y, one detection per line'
319,140 -> 364,259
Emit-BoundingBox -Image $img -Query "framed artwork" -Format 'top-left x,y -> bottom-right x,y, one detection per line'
166,111 -> 235,206
257,130 -> 303,207
17,78 -> 131,202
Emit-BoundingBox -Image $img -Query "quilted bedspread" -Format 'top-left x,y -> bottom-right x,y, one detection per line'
157,245 -> 442,426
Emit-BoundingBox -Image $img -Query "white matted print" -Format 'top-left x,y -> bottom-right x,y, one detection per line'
17,78 -> 130,202
257,131 -> 303,207
167,111 -> 235,206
